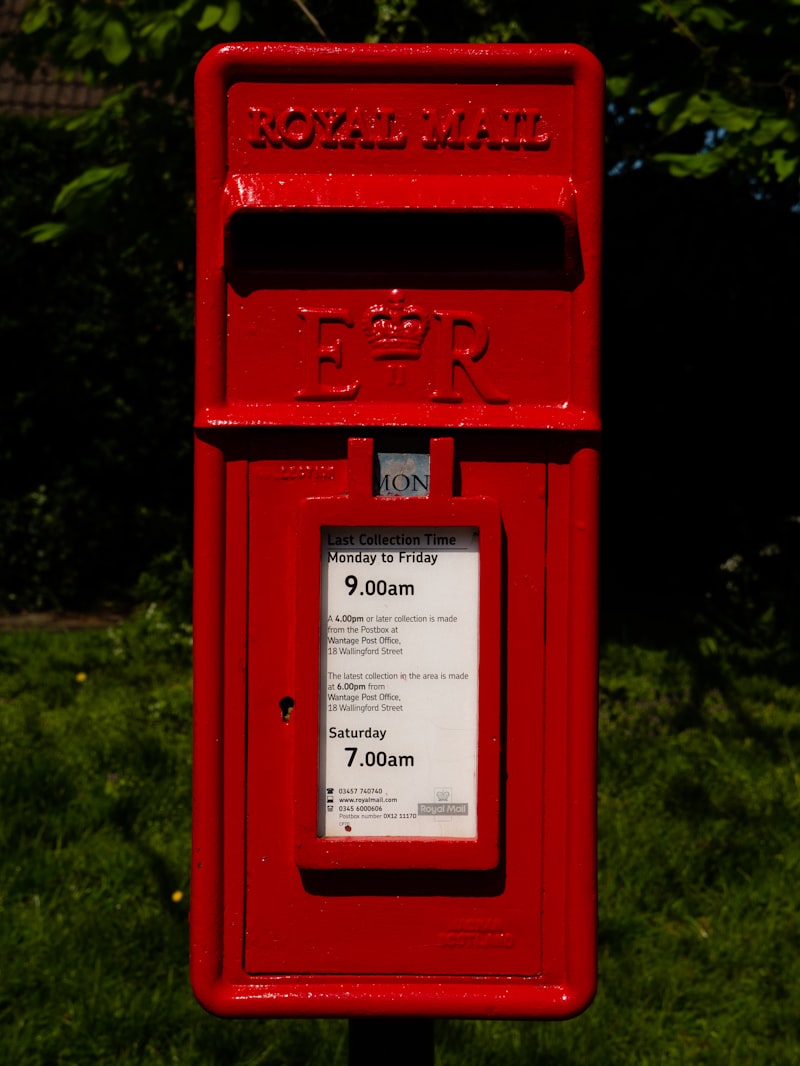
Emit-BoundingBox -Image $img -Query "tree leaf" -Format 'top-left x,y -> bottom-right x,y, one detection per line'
196,5 -> 224,30
690,5 -> 733,30
707,96 -> 760,132
683,93 -> 712,125
751,117 -> 795,146
140,14 -> 179,58
653,150 -> 726,177
20,0 -> 56,34
52,164 -> 130,214
25,221 -> 69,244
218,0 -> 241,33
769,148 -> 798,180
101,19 -> 132,65
606,75 -> 633,99
649,92 -> 682,118
70,31 -> 97,61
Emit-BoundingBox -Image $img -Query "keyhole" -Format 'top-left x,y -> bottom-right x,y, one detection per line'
279,696 -> 294,723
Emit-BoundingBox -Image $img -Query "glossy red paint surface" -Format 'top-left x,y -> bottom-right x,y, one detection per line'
192,42 -> 602,1019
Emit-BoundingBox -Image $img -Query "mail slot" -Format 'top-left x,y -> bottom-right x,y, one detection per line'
192,42 -> 603,1019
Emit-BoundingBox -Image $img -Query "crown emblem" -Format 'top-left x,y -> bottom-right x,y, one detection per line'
362,289 -> 430,359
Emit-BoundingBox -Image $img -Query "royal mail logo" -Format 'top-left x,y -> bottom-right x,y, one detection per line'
296,290 -> 509,406
417,786 -> 468,816
418,802 -> 469,816
247,106 -> 550,151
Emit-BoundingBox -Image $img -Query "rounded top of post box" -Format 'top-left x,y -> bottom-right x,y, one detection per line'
195,41 -> 604,94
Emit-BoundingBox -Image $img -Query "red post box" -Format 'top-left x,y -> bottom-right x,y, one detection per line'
192,42 -> 603,1019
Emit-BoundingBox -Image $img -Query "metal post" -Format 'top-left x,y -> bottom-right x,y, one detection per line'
348,1018 -> 435,1066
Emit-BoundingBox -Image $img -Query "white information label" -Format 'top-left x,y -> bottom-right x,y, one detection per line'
319,526 -> 480,839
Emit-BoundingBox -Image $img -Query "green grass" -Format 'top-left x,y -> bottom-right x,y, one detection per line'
1,612 -> 799,1063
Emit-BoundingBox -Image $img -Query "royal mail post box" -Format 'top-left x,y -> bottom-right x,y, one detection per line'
192,42 -> 603,1019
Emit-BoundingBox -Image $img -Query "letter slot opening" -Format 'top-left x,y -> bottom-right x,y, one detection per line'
226,210 -> 580,290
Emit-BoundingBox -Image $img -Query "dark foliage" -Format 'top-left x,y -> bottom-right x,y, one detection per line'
0,115 -> 192,610
601,167 -> 800,641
